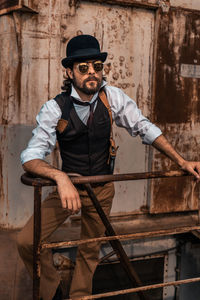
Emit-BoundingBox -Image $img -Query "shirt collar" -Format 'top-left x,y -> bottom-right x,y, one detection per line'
71,80 -> 107,104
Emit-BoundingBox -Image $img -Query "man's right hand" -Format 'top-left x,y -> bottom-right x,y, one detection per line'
56,173 -> 81,214
23,159 -> 81,214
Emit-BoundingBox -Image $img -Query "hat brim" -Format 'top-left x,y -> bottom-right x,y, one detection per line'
61,52 -> 107,68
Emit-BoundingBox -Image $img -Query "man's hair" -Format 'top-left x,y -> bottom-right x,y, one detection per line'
61,74 -> 73,95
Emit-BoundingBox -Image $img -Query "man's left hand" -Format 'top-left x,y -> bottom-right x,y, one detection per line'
180,161 -> 200,180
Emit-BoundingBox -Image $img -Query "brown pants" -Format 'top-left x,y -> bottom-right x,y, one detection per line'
17,182 -> 114,300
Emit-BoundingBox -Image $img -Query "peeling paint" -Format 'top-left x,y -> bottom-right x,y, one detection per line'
154,8 -> 200,124
151,7 -> 200,213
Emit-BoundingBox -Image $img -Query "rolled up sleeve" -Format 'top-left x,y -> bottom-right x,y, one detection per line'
105,86 -> 162,145
21,100 -> 62,164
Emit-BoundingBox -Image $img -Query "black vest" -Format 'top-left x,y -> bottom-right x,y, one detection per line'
55,92 -> 111,176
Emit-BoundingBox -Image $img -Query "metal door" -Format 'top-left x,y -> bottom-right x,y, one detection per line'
150,6 -> 200,213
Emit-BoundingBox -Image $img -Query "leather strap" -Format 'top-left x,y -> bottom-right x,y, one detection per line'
99,90 -> 118,165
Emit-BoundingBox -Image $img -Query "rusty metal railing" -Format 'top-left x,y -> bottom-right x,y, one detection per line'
21,170 -> 200,300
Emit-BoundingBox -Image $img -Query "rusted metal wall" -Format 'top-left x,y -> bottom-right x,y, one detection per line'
150,6 -> 200,213
1,0 -> 200,228
0,0 -> 155,228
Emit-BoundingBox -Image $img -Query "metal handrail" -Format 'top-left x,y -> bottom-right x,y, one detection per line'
21,169 -> 191,186
21,170 -> 197,300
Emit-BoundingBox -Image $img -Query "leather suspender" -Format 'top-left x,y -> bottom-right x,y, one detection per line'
99,90 -> 118,173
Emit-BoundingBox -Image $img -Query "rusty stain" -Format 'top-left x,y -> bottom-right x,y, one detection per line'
78,0 -> 160,10
42,224 -> 200,249
0,126 -> 8,227
121,83 -> 127,89
151,8 -> 200,213
61,24 -> 67,30
108,53 -> 114,60
77,30 -> 83,35
119,56 -> 125,63
126,71 -> 132,77
104,63 -> 111,75
0,0 -> 18,10
21,170 -> 191,187
0,152 -> 4,206
0,0 -> 38,16
136,83 -> 144,108
154,8 -> 200,124
112,72 -> 119,80
13,11 -> 22,112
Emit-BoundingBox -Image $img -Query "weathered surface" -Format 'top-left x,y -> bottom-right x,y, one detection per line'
0,0 -> 19,11
154,8 -> 200,124
0,0 -> 38,16
0,0 -> 156,228
150,7 -> 200,213
1,0 -> 200,226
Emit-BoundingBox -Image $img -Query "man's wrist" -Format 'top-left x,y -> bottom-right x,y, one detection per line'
176,158 -> 186,169
53,170 -> 70,183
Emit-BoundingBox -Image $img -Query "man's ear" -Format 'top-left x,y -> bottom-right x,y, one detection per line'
66,67 -> 73,80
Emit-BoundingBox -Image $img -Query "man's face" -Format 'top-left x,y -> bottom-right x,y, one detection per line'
67,60 -> 103,95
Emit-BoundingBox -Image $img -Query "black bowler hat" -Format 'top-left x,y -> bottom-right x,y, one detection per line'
61,35 -> 107,68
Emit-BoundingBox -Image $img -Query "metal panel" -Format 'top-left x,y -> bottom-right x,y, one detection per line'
0,125 -> 54,228
150,7 -> 200,213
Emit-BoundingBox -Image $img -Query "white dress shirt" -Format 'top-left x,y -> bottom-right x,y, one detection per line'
21,81 -> 162,164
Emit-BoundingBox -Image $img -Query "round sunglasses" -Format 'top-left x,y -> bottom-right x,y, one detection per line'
76,60 -> 104,74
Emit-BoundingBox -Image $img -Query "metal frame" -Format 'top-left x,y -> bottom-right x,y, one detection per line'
78,0 -> 161,10
0,0 -> 38,16
21,170 -> 200,300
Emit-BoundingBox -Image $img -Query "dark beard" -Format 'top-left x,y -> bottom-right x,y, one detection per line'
73,76 -> 102,95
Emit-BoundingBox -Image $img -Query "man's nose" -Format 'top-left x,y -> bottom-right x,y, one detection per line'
88,63 -> 95,74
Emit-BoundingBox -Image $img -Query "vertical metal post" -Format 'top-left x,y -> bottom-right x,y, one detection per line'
33,186 -> 42,300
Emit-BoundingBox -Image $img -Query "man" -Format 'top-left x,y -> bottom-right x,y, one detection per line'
17,35 -> 200,300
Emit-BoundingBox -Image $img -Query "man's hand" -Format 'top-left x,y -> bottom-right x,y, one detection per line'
152,135 -> 200,180
180,161 -> 200,181
56,173 -> 81,214
23,159 -> 81,214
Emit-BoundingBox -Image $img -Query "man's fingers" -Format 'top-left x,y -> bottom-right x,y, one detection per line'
184,163 -> 200,180
63,195 -> 81,214
191,169 -> 200,180
57,179 -> 81,213
194,164 -> 200,177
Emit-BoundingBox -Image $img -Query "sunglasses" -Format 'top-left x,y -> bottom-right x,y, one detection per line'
76,60 -> 104,74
